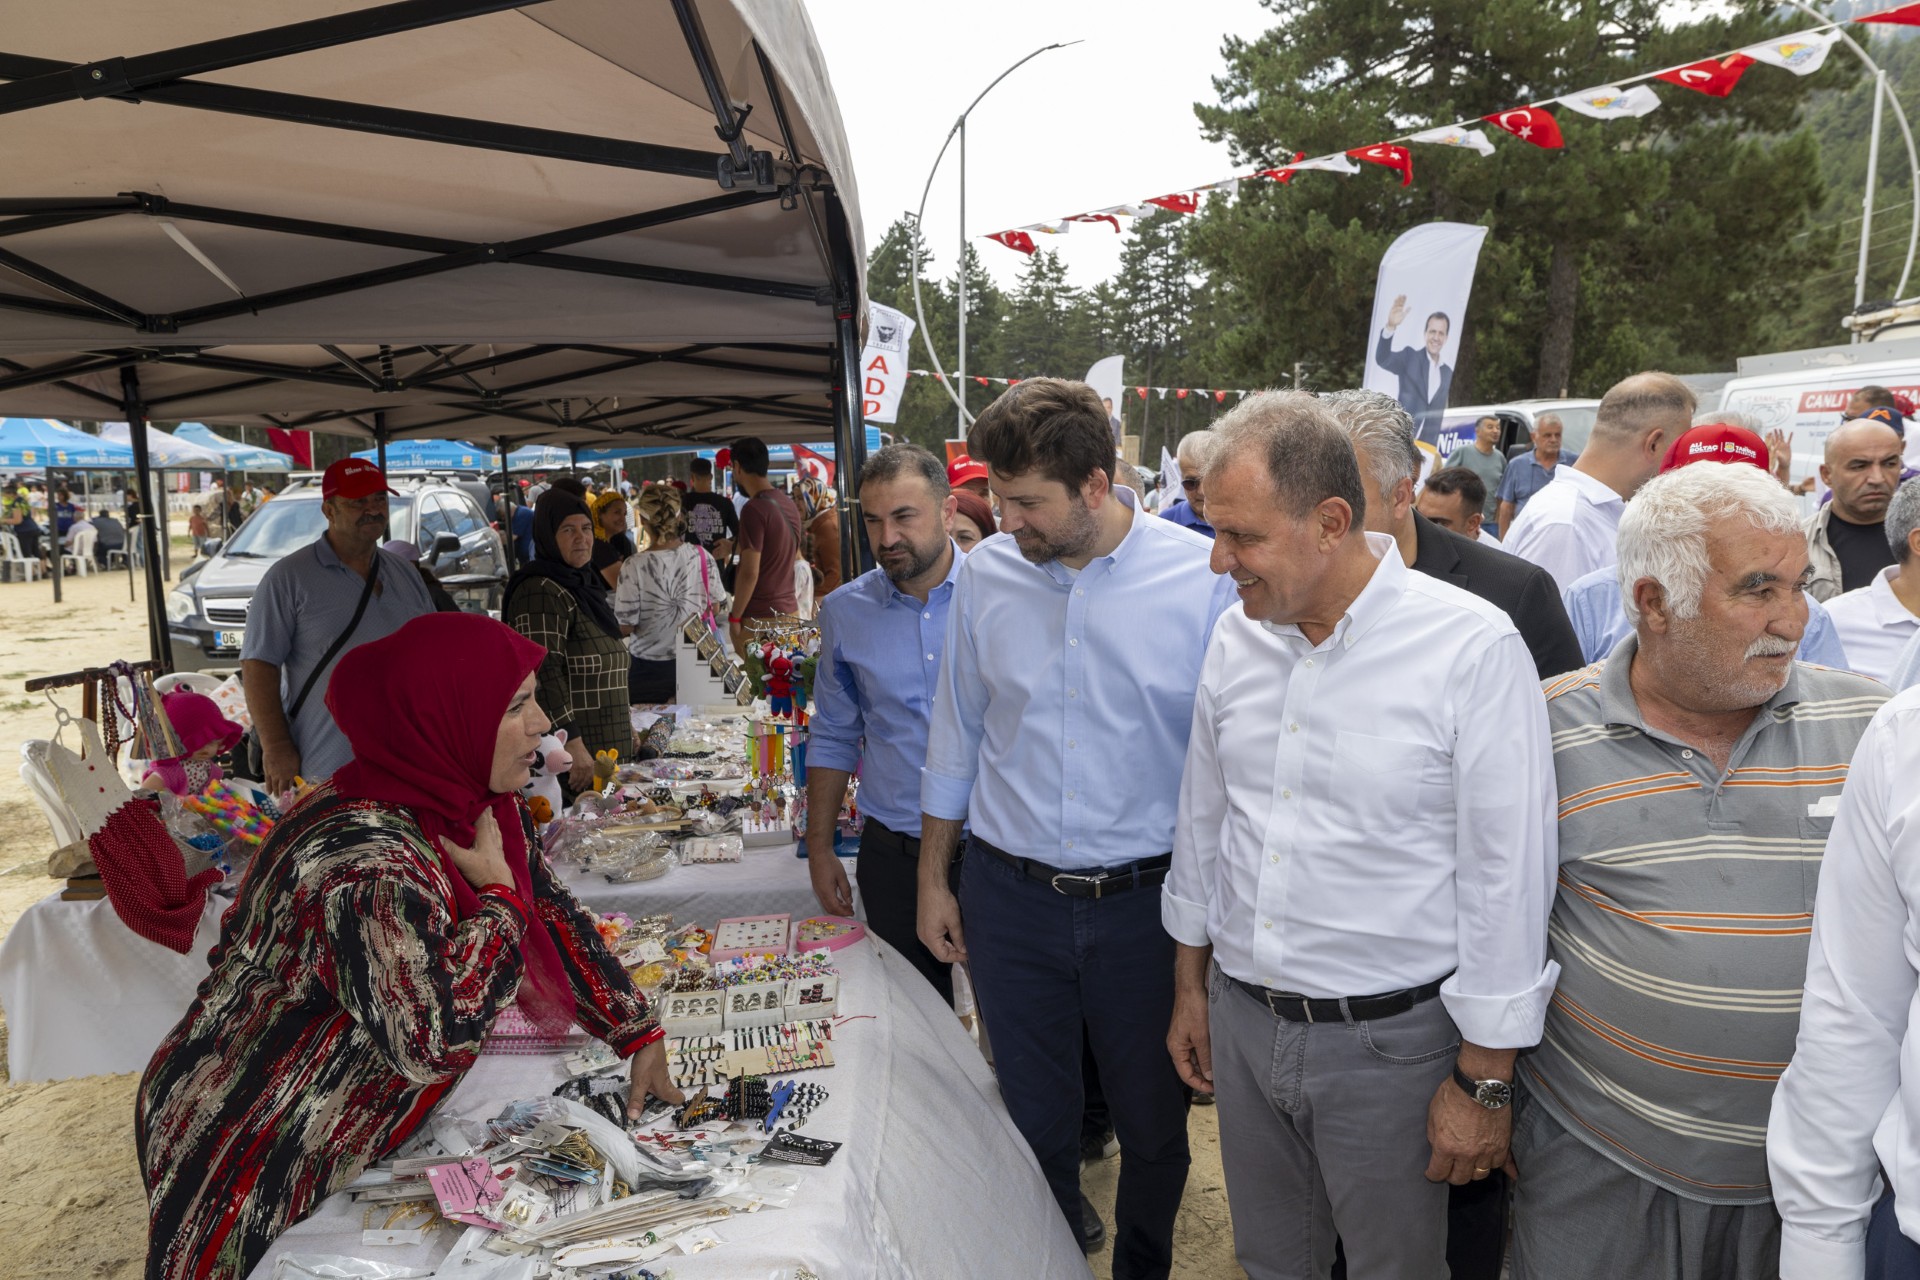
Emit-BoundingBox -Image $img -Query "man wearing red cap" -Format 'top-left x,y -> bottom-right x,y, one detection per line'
241,458 -> 435,794
946,453 -> 991,500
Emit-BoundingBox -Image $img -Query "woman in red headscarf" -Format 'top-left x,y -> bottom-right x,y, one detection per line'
135,613 -> 680,1280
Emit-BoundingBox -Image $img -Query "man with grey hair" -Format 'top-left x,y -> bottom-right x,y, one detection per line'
1165,389 -> 1559,1278
1823,476 -> 1920,683
1322,388 -> 1583,682
1510,463 -> 1886,1279
1161,429 -> 1217,538
1506,372 -> 1696,589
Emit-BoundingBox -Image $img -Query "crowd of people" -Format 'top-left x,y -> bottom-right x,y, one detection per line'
2,479 -> 140,570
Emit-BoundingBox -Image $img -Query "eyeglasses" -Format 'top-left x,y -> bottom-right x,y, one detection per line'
1181,477 -> 1201,491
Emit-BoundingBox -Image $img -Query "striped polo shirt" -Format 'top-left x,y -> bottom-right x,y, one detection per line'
1522,636 -> 1886,1204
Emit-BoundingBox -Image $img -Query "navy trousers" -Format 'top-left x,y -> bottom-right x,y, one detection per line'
959,841 -> 1190,1280
1871,1189 -> 1920,1279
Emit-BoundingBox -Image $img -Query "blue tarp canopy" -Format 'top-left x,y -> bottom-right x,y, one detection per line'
0,418 -> 136,470
352,438 -> 493,471
100,422 -> 225,469
174,423 -> 295,472
576,427 -> 882,464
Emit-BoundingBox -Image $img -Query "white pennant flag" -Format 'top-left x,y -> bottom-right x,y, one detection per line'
1408,125 -> 1496,156
1026,219 -> 1071,235
1557,84 -> 1662,119
1283,153 -> 1360,176
1742,29 -> 1840,76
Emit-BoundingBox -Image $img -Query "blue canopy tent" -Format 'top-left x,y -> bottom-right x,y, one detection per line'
0,418 -> 137,470
173,423 -> 295,472
351,438 -> 492,471
576,426 -> 882,466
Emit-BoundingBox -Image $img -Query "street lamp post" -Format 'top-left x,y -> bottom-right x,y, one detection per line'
912,42 -> 1081,433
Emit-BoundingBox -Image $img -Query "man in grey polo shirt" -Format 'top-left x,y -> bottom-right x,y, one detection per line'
241,459 -> 435,793
1510,462 -> 1887,1279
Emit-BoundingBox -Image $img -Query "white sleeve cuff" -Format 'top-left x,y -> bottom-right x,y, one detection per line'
1778,1222 -> 1866,1279
1160,888 -> 1212,949
1441,959 -> 1560,1050
919,767 -> 974,823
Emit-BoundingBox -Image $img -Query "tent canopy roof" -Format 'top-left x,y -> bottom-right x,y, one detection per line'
0,0 -> 865,449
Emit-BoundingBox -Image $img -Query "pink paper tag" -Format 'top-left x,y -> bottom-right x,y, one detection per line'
425,1157 -> 505,1229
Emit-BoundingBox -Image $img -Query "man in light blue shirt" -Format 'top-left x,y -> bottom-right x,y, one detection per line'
803,444 -> 965,1003
917,378 -> 1236,1276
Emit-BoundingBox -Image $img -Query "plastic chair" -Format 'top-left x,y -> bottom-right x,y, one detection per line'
0,530 -> 40,583
61,528 -> 96,576
153,672 -> 223,696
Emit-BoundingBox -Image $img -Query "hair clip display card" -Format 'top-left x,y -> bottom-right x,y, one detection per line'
711,913 -> 791,962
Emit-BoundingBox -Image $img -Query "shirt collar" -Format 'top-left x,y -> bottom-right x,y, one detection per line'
1597,632 -> 1803,733
1263,531 -> 1407,651
1040,485 -> 1144,584
1553,464 -> 1626,508
315,532 -> 345,568
1869,565 -> 1913,626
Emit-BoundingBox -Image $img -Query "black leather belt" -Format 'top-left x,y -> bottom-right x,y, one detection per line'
1228,973 -> 1448,1023
973,837 -> 1171,899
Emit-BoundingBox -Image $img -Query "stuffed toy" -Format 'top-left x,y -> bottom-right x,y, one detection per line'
521,728 -> 571,818
140,690 -> 244,798
762,642 -> 795,719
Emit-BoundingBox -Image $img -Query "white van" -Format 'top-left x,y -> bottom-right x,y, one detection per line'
1716,336 -> 1920,484
1425,397 -> 1603,461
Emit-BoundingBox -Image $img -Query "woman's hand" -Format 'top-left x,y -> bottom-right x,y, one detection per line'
626,1039 -> 684,1117
565,737 -> 595,792
439,808 -> 515,891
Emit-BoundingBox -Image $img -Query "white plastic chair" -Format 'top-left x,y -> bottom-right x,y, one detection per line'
153,672 -> 223,696
61,528 -> 96,576
0,530 -> 40,583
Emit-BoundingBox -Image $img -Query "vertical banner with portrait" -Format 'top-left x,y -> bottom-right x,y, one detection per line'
860,302 -> 916,424
1083,355 -> 1126,447
1362,222 -> 1490,448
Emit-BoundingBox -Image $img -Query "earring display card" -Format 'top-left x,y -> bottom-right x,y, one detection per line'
783,974 -> 838,1021
724,979 -> 787,1030
711,913 -> 792,962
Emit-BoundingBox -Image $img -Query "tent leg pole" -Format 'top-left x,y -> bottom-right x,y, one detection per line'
122,366 -> 173,668
498,438 -> 516,576
48,469 -> 63,605
824,189 -> 872,581
374,412 -> 390,540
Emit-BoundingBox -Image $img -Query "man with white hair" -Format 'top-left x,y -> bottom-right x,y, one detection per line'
1510,464 -> 1886,1279
1504,372 -> 1695,589
1823,477 -> 1920,684
1160,429 -> 1218,538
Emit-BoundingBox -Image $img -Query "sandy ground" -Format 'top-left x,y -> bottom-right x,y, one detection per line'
0,545 -> 1247,1279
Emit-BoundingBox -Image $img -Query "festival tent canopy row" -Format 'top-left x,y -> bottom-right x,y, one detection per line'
350,439 -> 572,470
99,422 -> 226,469
173,423 -> 297,471
0,418 -> 136,469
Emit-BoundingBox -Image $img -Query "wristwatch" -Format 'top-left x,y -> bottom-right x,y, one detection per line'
1452,1066 -> 1513,1110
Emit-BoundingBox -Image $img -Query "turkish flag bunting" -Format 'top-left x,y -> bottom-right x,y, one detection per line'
1483,106 -> 1565,149
1656,54 -> 1756,97
1215,391 -> 1228,403
975,377 -> 990,386
1857,2 -> 1920,24
1265,151 -> 1307,184
1136,387 -> 1149,399
1176,389 -> 1190,400
791,444 -> 834,487
1067,212 -> 1123,231
1146,192 -> 1200,214
987,230 -> 1037,254
1348,144 -> 1413,187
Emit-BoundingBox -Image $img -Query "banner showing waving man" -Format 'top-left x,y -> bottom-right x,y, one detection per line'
1364,222 -> 1490,444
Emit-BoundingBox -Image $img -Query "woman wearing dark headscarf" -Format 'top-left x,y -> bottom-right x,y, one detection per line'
504,487 -> 631,792
136,613 -> 679,1280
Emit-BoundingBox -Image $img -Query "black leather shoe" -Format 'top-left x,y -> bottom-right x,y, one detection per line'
1080,1125 -> 1119,1164
1079,1192 -> 1106,1253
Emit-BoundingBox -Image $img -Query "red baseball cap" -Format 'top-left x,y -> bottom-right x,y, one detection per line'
322,457 -> 397,500
1659,424 -> 1771,475
947,454 -> 989,487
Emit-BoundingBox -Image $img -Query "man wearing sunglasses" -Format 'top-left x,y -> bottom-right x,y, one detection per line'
1160,429 -> 1219,539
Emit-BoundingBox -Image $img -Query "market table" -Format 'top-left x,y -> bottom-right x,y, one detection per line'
0,891 -> 221,1082
250,934 -> 1086,1280
557,843 -> 829,925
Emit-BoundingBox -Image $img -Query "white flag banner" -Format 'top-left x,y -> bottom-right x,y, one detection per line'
1026,219 -> 1071,235
1160,447 -> 1182,503
1286,153 -> 1360,176
1742,29 -> 1840,76
1557,84 -> 1662,119
1408,125 -> 1496,156
859,302 -> 915,424
1363,222 -> 1491,452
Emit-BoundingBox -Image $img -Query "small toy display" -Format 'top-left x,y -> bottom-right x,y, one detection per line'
520,729 -> 571,816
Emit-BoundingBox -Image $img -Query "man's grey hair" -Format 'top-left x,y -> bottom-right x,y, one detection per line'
1691,409 -> 1762,432
858,443 -> 949,498
1319,389 -> 1421,494
1887,477 -> 1920,564
1211,390 -> 1368,524
1617,463 -> 1804,625
1175,429 -> 1218,473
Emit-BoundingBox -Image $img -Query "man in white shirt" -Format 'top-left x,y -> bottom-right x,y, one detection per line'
1824,478 -> 1920,683
1768,685 -> 1920,1276
1504,371 -> 1694,589
1164,390 -> 1559,1279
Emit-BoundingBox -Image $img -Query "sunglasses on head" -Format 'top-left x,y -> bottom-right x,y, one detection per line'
1181,477 -> 1201,490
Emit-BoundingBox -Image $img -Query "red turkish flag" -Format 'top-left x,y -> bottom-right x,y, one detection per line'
1483,106 -> 1565,149
1136,387 -> 1149,400
266,428 -> 311,468
1176,389 -> 1191,400
1657,54 -> 1756,97
1214,390 -> 1227,403
791,444 -> 834,487
1348,144 -> 1413,187
1857,2 -> 1920,24
987,230 -> 1037,254
1067,212 -> 1122,231
975,377 -> 990,386
1145,192 -> 1200,214
1263,151 -> 1307,184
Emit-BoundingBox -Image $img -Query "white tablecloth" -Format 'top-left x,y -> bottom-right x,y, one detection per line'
0,891 -> 221,1082
558,845 -> 828,927
252,937 -> 1085,1279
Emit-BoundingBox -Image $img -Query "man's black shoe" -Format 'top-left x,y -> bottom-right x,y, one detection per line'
1080,1125 -> 1119,1164
1079,1192 -> 1106,1253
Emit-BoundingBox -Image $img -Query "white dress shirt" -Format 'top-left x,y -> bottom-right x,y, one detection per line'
1164,533 -> 1561,1049
1824,564 -> 1920,684
1476,525 -> 1502,547
1892,627 -> 1920,693
1768,687 -> 1920,1278
1501,464 -> 1627,591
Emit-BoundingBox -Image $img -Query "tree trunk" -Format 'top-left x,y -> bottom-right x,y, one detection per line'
1536,240 -> 1580,398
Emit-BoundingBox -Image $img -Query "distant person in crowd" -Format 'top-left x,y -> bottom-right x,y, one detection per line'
587,490 -> 633,590
1496,413 -> 1577,535
525,478 -> 551,506
613,486 -> 723,705
947,453 -> 992,501
682,456 -> 739,588
1160,430 -> 1218,538
1325,391 -> 1584,682
1559,420 -> 1850,669
807,445 -> 963,1001
61,509 -> 95,555
1846,383 -> 1902,421
1806,415 -> 1905,600
1510,463 -> 1886,1280
1168,390 -> 1557,1280
51,486 -> 77,537
726,436 -> 802,650
918,378 -> 1233,1268
5,483 -> 42,560
1769,681 -> 1920,1276
1823,477 -> 1920,683
122,487 -> 144,566
1418,465 -> 1502,545
948,488 -> 997,553
89,508 -> 125,567
1446,415 -> 1507,521
1374,295 -> 1454,435
500,491 -> 535,565
799,477 -> 843,601
139,613 -> 677,1280
504,487 -> 630,795
1505,373 -> 1695,589
1104,395 -> 1124,446
242,459 -> 436,796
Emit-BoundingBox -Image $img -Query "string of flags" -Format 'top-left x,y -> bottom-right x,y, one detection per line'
908,369 -> 1252,401
984,2 -> 1920,254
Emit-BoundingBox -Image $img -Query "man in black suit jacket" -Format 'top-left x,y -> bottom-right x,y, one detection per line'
1373,295 -> 1453,437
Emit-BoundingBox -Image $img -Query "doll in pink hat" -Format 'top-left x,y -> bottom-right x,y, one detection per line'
140,690 -> 245,798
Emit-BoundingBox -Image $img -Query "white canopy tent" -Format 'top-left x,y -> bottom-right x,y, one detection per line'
0,0 -> 872,661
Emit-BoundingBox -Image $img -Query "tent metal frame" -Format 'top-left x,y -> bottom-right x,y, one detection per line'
0,0 -> 873,662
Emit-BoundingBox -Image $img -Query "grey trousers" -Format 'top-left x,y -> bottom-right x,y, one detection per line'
1508,1081 -> 1781,1280
1207,962 -> 1458,1280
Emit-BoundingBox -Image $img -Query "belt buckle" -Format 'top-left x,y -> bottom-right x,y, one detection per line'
1265,989 -> 1310,1022
1049,871 -> 1107,899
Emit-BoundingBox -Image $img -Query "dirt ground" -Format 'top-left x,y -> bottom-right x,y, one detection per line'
0,544 -> 1246,1279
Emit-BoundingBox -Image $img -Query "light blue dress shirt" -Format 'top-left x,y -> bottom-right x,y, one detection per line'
806,542 -> 965,837
921,488 -> 1237,869
1560,565 -> 1850,669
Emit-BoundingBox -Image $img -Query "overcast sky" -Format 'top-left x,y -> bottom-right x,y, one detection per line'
805,0 -> 1277,294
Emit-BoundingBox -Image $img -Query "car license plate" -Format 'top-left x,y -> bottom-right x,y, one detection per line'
216,630 -> 244,651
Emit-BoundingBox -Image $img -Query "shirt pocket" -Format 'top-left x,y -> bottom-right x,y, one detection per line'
1332,731 -> 1447,831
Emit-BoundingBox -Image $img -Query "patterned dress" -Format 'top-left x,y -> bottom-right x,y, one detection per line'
506,575 -> 632,762
136,787 -> 657,1280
